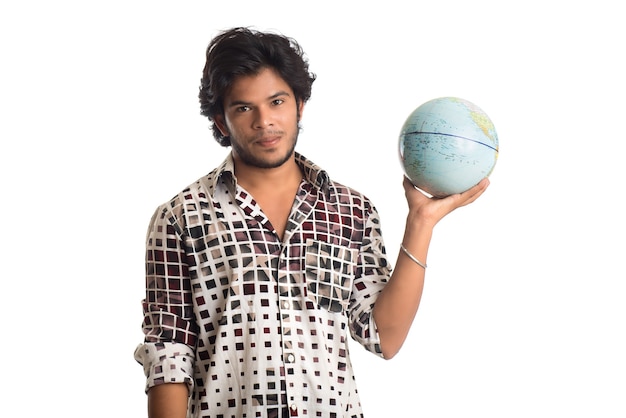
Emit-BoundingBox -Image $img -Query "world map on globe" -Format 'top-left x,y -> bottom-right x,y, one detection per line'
398,96 -> 499,197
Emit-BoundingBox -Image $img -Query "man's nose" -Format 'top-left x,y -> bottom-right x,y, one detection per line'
253,106 -> 273,129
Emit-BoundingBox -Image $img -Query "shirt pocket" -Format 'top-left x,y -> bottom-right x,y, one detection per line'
305,239 -> 358,313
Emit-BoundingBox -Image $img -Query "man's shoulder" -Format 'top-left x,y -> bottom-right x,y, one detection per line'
157,166 -> 223,212
327,179 -> 371,202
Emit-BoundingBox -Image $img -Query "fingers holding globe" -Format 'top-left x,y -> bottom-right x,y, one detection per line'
399,97 -> 499,198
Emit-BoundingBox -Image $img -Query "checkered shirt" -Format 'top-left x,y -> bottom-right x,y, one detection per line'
134,152 -> 391,417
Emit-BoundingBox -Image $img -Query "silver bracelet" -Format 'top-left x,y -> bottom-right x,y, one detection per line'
400,244 -> 427,269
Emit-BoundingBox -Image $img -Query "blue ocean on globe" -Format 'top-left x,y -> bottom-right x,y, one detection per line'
398,97 -> 499,197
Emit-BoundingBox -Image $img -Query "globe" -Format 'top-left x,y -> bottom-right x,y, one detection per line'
398,96 -> 499,197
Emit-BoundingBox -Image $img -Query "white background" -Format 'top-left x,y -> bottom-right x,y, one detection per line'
1,1 -> 624,416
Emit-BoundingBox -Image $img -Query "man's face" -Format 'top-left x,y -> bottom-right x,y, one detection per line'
215,67 -> 304,169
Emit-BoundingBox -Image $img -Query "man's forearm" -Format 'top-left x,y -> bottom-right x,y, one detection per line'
147,383 -> 189,418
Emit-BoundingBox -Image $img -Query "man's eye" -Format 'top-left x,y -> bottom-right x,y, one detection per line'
236,106 -> 251,112
272,99 -> 284,106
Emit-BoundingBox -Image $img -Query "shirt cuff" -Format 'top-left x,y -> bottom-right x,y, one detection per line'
134,342 -> 195,394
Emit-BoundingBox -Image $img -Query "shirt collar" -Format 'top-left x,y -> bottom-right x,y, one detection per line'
209,152 -> 331,197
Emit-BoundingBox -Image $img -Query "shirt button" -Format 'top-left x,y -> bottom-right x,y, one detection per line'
287,353 -> 295,363
282,300 -> 290,309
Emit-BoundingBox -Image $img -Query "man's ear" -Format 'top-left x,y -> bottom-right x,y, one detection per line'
214,115 -> 230,137
297,101 -> 305,121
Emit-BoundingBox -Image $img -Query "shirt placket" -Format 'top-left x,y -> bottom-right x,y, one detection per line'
277,263 -> 300,415
277,185 -> 318,417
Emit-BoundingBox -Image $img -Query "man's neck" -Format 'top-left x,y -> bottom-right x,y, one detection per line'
233,154 -> 302,193
232,153 -> 303,239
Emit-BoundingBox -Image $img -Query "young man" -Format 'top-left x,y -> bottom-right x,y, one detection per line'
134,27 -> 489,418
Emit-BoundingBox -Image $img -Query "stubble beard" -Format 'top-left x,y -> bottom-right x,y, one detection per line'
231,128 -> 299,170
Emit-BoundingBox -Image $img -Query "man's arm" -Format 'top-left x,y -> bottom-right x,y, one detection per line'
373,177 -> 490,359
147,383 -> 189,418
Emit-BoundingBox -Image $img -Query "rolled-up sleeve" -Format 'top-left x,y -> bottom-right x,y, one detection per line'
134,204 -> 199,392
348,206 -> 390,357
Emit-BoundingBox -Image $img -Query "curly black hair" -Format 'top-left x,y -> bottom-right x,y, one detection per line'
198,27 -> 317,147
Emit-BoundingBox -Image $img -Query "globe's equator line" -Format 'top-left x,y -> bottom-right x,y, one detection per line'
405,131 -> 498,152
